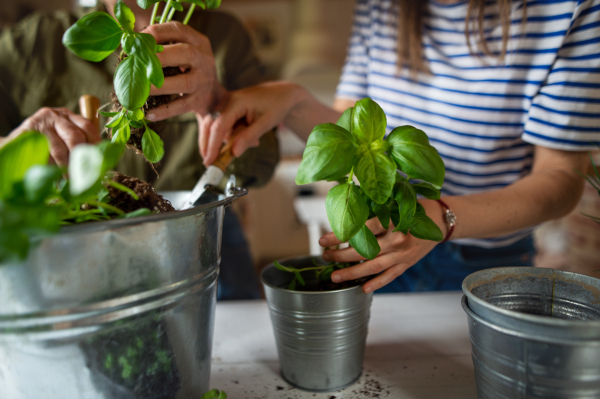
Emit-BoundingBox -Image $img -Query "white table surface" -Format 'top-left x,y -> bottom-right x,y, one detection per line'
211,291 -> 477,399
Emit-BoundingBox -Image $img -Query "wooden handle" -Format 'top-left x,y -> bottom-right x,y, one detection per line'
212,120 -> 247,172
79,95 -> 100,127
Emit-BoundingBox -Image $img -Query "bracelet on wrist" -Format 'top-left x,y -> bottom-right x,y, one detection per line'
436,199 -> 456,243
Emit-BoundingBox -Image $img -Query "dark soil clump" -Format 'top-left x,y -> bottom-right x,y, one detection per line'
108,172 -> 175,213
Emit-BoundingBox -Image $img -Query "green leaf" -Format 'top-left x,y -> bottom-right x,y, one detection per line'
409,203 -> 443,242
119,208 -> 153,218
204,0 -> 221,9
412,182 -> 441,200
351,97 -> 386,145
336,107 -> 353,132
141,126 -> 165,163
295,123 -> 357,185
69,144 -> 104,196
288,278 -> 297,290
122,33 -> 165,88
171,1 -> 184,11
63,12 -> 123,62
99,111 -> 119,118
114,55 -> 151,110
137,0 -> 163,9
201,389 -> 227,399
349,224 -> 381,260
386,125 -> 445,189
97,141 -> 125,172
115,1 -> 135,32
353,149 -> 396,204
319,266 -> 335,281
273,260 -> 293,273
392,180 -> 417,234
127,108 -> 145,122
294,271 -> 306,286
389,198 -> 399,227
372,201 -> 390,230
156,44 -> 164,53
0,131 -> 49,200
325,183 -> 369,242
111,119 -> 131,144
23,165 -> 62,203
105,112 -> 124,128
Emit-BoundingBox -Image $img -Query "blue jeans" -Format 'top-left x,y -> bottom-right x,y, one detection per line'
376,235 -> 536,293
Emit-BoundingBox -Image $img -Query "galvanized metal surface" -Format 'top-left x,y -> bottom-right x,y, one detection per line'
0,188 -> 246,399
261,257 -> 373,393
462,296 -> 600,399
462,267 -> 600,341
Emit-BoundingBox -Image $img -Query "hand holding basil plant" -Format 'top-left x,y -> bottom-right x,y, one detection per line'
296,98 -> 445,261
62,0 -> 220,164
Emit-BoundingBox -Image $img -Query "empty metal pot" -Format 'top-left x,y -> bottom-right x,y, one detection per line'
462,267 -> 600,399
0,188 -> 246,399
261,257 -> 373,392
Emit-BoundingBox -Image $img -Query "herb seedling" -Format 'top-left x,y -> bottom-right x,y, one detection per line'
62,0 -> 221,163
296,97 -> 445,261
0,132 -> 152,263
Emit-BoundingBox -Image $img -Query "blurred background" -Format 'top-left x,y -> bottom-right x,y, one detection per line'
2,0 -> 599,275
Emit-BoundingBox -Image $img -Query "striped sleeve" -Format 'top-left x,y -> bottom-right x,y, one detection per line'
522,0 -> 600,150
336,0 -> 371,100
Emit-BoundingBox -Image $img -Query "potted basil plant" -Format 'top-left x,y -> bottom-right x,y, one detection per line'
261,97 -> 446,392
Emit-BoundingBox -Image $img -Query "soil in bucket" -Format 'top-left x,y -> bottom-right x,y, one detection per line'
107,172 -> 175,214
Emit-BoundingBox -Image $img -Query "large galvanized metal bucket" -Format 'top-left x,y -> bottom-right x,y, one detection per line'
462,267 -> 600,399
0,188 -> 246,399
261,256 -> 373,392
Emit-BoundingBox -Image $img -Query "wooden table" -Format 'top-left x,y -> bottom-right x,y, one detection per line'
211,291 -> 477,398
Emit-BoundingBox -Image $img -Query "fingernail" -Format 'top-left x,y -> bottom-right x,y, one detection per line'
319,237 -> 327,246
364,285 -> 374,294
146,113 -> 156,121
332,274 -> 342,283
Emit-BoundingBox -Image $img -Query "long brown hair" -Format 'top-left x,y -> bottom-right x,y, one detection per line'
396,0 -> 527,73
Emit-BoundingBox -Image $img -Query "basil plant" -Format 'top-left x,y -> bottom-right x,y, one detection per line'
62,0 -> 220,163
296,98 -> 446,260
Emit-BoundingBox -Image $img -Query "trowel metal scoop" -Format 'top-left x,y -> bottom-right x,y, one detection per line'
179,121 -> 245,210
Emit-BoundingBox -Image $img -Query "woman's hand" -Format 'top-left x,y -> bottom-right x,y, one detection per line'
142,21 -> 226,121
319,200 -> 446,294
6,107 -> 100,166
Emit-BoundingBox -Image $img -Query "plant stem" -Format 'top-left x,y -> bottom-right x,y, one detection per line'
150,3 -> 160,25
167,5 -> 177,22
183,4 -> 196,25
160,0 -> 173,24
347,166 -> 354,184
105,179 -> 140,200
87,200 -> 125,215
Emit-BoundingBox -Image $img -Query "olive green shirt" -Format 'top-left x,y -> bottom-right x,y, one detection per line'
0,9 -> 279,190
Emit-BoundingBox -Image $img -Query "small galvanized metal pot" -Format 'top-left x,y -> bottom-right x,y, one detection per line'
0,188 -> 246,399
261,257 -> 373,392
462,267 -> 600,399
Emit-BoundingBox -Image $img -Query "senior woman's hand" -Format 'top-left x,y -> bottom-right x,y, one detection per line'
4,107 -> 100,166
319,199 -> 447,294
142,21 -> 226,122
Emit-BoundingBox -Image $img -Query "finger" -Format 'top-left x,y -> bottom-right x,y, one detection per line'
65,112 -> 100,144
198,113 -> 214,161
331,252 -> 399,283
43,128 -> 70,167
54,118 -> 87,150
365,217 -> 387,235
362,262 -> 411,294
319,231 -> 342,248
322,246 -> 366,263
150,69 -> 210,96
231,115 -> 274,158
143,21 -> 207,49
205,103 -> 250,165
146,94 -> 201,121
155,43 -> 199,69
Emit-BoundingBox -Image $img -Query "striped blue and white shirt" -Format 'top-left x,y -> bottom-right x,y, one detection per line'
337,0 -> 600,248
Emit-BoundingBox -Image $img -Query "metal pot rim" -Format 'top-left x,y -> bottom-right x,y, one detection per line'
38,188 -> 247,238
461,295 -> 600,346
462,266 -> 600,329
261,257 -> 366,295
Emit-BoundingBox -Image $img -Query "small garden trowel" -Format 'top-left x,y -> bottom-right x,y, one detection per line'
179,121 -> 246,210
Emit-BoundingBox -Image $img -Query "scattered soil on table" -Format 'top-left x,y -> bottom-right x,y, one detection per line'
108,172 -> 175,213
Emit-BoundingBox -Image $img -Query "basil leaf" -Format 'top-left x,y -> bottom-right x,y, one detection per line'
122,33 -> 165,88
325,183 -> 368,242
63,12 -> 123,62
386,125 -> 445,189
349,224 -> 381,260
115,1 -> 135,32
156,44 -> 164,53
69,144 -> 104,196
372,201 -> 390,230
204,0 -> 221,9
296,123 -> 357,185
0,131 -> 49,200
389,198 -> 399,227
114,55 -> 151,110
351,97 -> 386,145
409,203 -> 443,242
412,182 -> 441,200
111,119 -> 131,144
137,0 -> 162,9
98,111 -> 119,118
141,126 -> 164,163
105,112 -> 124,128
294,271 -> 306,286
23,165 -> 62,203
127,108 -> 145,122
336,107 -> 353,132
97,141 -> 125,172
392,180 -> 417,234
273,260 -> 293,273
201,389 -> 227,399
354,148 -> 395,204
171,1 -> 184,11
